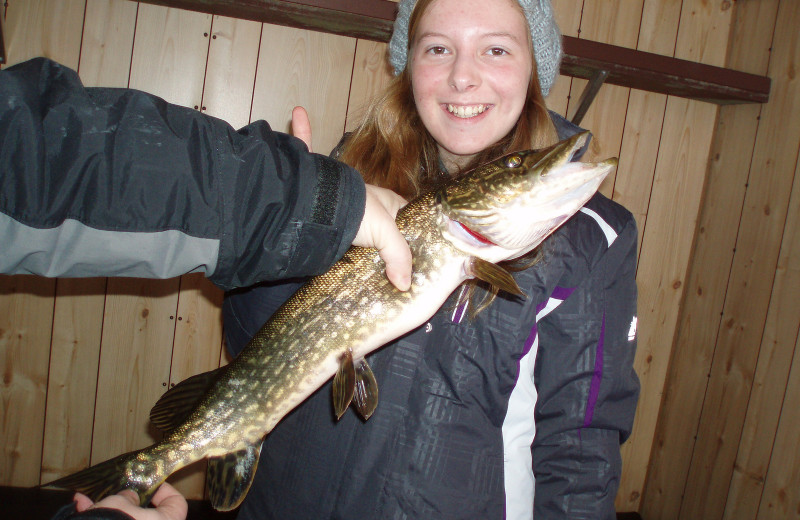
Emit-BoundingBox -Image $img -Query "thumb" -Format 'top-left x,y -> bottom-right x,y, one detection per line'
291,106 -> 312,152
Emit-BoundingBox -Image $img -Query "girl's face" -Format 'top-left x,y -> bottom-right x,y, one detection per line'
409,0 -> 533,172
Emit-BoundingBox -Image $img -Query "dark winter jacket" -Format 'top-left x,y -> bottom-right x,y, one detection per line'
223,116 -> 640,519
0,58 -> 366,291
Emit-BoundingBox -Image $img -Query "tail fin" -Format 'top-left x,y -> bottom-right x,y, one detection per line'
44,449 -> 164,506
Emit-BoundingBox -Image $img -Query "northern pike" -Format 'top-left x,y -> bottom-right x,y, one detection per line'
46,131 -> 616,510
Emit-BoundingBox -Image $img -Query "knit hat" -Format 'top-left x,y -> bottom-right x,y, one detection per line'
388,0 -> 562,97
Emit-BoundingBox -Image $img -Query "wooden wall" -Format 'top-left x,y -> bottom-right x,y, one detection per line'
0,0 -> 798,517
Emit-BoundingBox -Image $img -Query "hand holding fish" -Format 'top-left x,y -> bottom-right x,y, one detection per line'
72,482 -> 187,520
293,106 -> 412,291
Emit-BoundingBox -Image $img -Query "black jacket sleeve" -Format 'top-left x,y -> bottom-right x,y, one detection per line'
51,502 -> 134,520
532,205 -> 639,519
0,58 -> 365,290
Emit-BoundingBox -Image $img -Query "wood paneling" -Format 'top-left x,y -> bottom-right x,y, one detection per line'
3,1 -> 800,518
641,1 -> 780,518
251,24 -> 356,155
0,0 -> 86,488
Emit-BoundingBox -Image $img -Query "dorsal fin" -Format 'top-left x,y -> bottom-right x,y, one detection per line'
149,366 -> 224,433
468,258 -> 525,297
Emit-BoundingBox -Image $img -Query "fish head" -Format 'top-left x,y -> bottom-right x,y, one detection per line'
437,131 -> 617,264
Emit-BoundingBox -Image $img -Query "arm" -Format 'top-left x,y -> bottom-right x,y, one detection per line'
532,212 -> 639,519
0,58 -> 408,290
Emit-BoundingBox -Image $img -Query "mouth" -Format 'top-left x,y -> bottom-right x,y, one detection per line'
448,218 -> 498,247
446,104 -> 489,119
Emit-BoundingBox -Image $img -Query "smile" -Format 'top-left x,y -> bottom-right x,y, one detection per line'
447,104 -> 488,118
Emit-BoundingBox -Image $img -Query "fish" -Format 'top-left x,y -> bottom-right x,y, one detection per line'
45,131 -> 616,511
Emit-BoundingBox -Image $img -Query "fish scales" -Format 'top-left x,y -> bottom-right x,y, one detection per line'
45,132 -> 616,510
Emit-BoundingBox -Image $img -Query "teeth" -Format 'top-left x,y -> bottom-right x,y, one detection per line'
447,104 -> 487,118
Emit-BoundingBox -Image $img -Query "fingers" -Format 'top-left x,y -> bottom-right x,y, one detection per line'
291,106 -> 312,152
73,484 -> 188,520
353,185 -> 412,291
73,492 -> 95,512
149,482 -> 189,520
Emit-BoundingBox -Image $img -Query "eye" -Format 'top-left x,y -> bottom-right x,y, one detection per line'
427,45 -> 448,55
487,47 -> 509,57
505,155 -> 522,168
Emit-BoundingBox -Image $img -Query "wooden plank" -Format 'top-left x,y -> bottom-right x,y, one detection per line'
166,275 -> 225,499
77,0 -> 139,88
161,16 -> 260,497
40,279 -> 107,483
564,0 -> 643,197
90,279 -> 180,464
251,23 -> 356,155
737,122 -> 800,520
612,0 -> 682,258
639,1 -> 779,517
90,5 -> 213,466
618,0 -> 735,511
201,16 -> 262,129
0,276 -> 56,486
0,0 -> 85,488
1,0 -> 84,68
546,0 -> 584,117
39,0 -> 140,485
344,39 -> 392,132
679,1 -> 800,517
756,321 -> 800,519
128,0 -> 771,105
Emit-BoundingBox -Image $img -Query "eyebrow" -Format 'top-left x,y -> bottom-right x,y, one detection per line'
416,31 -> 524,44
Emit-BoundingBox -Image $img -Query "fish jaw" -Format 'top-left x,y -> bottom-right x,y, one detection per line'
439,133 -> 616,263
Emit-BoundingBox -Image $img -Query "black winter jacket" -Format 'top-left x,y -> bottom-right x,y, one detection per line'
0,58 -> 366,291
223,117 -> 640,519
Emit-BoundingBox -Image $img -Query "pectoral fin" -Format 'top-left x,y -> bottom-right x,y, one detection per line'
207,442 -> 262,511
353,358 -> 379,420
468,258 -> 524,297
332,349 -> 356,420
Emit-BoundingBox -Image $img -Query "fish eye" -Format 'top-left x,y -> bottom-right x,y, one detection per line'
505,155 -> 522,168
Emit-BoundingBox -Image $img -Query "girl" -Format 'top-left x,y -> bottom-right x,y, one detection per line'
225,0 -> 640,518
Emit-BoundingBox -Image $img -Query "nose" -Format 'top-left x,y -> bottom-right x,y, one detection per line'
448,52 -> 480,91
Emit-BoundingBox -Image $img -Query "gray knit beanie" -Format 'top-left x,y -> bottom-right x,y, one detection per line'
388,0 -> 562,97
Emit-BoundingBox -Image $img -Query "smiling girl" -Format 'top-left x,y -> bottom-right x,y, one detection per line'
224,0 -> 639,518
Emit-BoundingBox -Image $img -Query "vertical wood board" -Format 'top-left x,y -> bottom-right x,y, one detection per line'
345,39 -> 392,132
0,276 -> 56,486
1,0 -> 84,68
40,0 -> 140,486
547,0 -> 584,116
77,0 -> 138,88
618,0 -> 734,511
755,328 -> 800,519
0,0 -> 85,487
680,0 -> 800,517
251,24 -> 356,155
40,279 -> 107,483
202,16 -> 262,129
564,0 -> 642,198
734,138 -> 800,520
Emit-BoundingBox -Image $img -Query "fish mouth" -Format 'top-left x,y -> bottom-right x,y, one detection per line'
446,104 -> 489,118
439,132 -> 616,261
448,219 -> 498,247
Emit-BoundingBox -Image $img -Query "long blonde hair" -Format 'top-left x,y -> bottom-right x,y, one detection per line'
339,0 -> 558,199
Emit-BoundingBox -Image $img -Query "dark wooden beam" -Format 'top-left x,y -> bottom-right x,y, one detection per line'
134,0 -> 770,105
